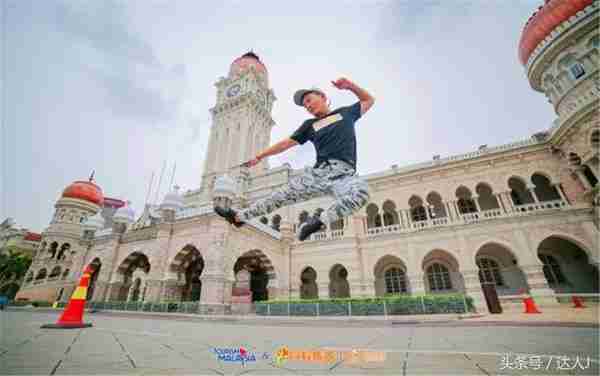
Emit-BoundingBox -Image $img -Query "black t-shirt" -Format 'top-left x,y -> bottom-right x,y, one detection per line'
290,102 -> 362,169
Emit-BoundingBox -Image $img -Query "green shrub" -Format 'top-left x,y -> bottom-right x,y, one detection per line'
256,294 -> 473,316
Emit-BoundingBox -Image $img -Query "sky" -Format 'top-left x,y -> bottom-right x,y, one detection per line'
1,0 -> 555,232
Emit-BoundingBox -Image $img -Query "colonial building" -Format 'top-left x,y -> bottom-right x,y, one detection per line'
16,0 -> 599,313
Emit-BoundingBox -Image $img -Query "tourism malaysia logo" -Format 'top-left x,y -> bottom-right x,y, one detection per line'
211,347 -> 270,365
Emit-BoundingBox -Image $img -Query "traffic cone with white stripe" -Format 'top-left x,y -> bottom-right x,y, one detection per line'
41,264 -> 94,329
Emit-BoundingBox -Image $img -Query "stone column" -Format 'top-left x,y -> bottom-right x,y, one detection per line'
452,201 -> 462,221
495,193 -> 508,213
521,264 -> 559,308
106,282 -> 124,301
91,281 -> 108,302
472,195 -> 482,212
574,167 -> 593,190
461,269 -> 488,314
350,278 -> 375,298
527,184 -> 540,203
223,277 -> 234,305
444,202 -> 454,221
144,279 -> 163,303
407,274 -> 426,295
403,209 -> 413,228
267,278 -> 279,300
199,275 -> 227,314
161,279 -> 180,301
552,183 -> 569,203
317,282 -> 329,299
290,285 -> 300,299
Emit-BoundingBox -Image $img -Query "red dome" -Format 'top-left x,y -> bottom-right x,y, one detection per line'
24,232 -> 41,242
229,51 -> 268,78
519,0 -> 593,65
62,181 -> 104,206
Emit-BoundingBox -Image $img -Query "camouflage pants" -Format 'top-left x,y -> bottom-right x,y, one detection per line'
239,159 -> 370,224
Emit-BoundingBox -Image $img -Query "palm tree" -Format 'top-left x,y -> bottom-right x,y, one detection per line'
0,247 -> 32,299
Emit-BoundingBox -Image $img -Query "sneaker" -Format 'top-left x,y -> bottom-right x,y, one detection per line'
214,206 -> 245,228
298,217 -> 325,241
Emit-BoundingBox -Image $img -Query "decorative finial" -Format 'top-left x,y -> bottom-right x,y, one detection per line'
89,170 -> 95,182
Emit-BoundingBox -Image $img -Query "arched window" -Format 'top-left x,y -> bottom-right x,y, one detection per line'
508,177 -> 534,206
48,242 -> 58,258
35,269 -> 47,280
382,200 -> 399,226
426,263 -> 452,291
271,215 -> 281,232
25,272 -> 34,282
49,266 -> 61,278
384,267 -> 407,294
366,203 -> 382,228
539,254 -> 566,285
409,196 -> 426,222
260,217 -> 268,225
426,192 -> 447,218
475,183 -> 500,211
57,243 -> 71,260
456,186 -> 477,214
62,269 -> 70,280
531,174 -> 561,202
477,258 -> 504,286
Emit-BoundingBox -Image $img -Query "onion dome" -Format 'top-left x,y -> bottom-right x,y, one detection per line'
229,51 -> 268,80
519,0 -> 593,65
82,211 -> 105,231
112,200 -> 136,224
62,180 -> 104,205
160,185 -> 184,212
24,232 -> 42,242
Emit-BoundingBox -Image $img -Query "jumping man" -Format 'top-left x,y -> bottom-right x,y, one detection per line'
215,77 -> 375,241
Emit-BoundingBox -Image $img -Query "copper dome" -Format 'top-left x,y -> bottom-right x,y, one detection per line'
62,180 -> 104,206
519,0 -> 593,65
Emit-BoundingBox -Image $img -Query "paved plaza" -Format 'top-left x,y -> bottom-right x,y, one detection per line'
1,310 -> 598,375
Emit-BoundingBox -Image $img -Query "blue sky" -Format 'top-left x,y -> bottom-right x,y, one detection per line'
1,0 -> 554,232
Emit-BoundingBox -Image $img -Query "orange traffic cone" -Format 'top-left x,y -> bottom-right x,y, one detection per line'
523,295 -> 541,314
41,264 -> 94,329
572,295 -> 585,309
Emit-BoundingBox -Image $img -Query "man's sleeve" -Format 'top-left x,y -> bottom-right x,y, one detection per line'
290,121 -> 311,145
347,101 -> 362,122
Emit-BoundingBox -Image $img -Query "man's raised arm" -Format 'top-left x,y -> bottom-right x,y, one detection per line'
331,78 -> 375,115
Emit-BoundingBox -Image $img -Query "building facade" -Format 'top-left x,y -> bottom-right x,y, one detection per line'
16,0 -> 599,313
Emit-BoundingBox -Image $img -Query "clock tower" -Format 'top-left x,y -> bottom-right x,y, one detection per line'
200,52 -> 276,194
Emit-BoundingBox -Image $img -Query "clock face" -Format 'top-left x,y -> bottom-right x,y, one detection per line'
226,84 -> 241,98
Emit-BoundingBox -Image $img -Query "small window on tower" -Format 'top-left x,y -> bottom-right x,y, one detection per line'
569,63 -> 585,80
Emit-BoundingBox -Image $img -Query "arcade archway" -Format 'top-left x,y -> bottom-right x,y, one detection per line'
233,250 -> 275,302
300,267 -> 318,299
537,236 -> 599,293
169,245 -> 204,302
329,264 -> 350,298
116,252 -> 150,301
86,258 -> 102,301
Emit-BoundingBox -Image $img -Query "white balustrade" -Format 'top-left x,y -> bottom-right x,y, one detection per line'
174,206 -> 214,219
95,228 -> 114,237
247,220 -> 283,240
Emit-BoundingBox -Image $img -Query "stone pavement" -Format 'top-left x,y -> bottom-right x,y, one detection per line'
1,310 -> 599,375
